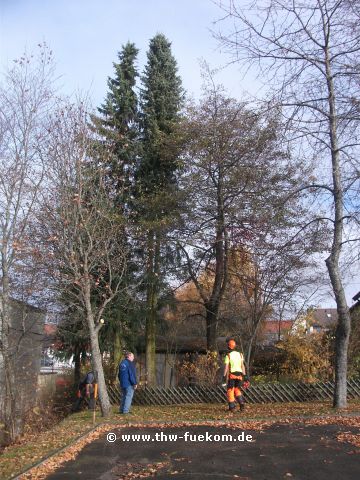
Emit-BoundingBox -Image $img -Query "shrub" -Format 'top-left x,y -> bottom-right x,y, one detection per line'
277,332 -> 333,382
177,351 -> 221,386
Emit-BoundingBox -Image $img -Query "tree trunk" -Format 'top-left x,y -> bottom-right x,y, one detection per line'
113,328 -> 123,381
145,308 -> 156,385
88,324 -> 111,417
1,263 -> 23,444
245,309 -> 266,376
73,346 -> 81,386
145,231 -> 158,385
326,257 -> 351,408
2,344 -> 20,444
84,279 -> 111,417
324,45 -> 350,409
204,172 -> 228,353
245,339 -> 254,376
205,303 -> 218,352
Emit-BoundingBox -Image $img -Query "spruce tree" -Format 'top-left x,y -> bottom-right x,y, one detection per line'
91,42 -> 139,375
92,41 -> 139,206
136,33 -> 183,385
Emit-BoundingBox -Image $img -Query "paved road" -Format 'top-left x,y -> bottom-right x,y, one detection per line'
46,423 -> 359,479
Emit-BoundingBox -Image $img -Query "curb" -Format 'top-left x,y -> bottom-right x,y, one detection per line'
11,424 -> 101,480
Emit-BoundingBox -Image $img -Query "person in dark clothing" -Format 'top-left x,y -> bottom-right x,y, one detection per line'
118,352 -> 137,414
72,371 -> 96,412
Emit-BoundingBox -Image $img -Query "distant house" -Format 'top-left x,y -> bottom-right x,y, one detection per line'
291,308 -> 337,335
351,291 -> 360,311
311,308 -> 338,332
41,323 -> 57,371
41,321 -> 72,373
258,320 -> 294,346
349,292 -> 360,375
350,291 -> 360,334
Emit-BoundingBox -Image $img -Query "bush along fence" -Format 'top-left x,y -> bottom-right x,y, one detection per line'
107,379 -> 360,406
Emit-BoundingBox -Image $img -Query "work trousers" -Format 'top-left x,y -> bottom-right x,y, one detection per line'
72,384 -> 95,411
227,373 -> 244,410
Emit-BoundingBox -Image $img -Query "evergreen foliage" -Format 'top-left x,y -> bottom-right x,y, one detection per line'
137,33 -> 183,195
91,42 -> 139,205
89,43 -> 142,379
134,33 -> 184,384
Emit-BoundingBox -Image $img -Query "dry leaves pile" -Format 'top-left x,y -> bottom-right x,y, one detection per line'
337,432 -> 360,449
1,414 -> 96,480
19,424 -> 111,480
302,416 -> 360,427
111,459 -> 171,479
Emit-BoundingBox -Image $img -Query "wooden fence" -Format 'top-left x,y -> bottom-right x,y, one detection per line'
107,378 -> 360,406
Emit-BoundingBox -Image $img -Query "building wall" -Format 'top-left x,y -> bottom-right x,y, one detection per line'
136,353 -> 177,387
0,300 -> 45,433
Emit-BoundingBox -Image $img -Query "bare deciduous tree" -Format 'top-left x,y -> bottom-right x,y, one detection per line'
216,0 -> 360,407
227,233 -> 322,371
36,99 -> 129,417
0,45 -> 55,443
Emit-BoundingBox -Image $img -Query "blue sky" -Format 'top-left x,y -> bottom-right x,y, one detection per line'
1,0 -> 359,307
0,0 -> 254,105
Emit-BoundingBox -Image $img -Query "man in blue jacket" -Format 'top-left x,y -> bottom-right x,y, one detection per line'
118,351 -> 137,414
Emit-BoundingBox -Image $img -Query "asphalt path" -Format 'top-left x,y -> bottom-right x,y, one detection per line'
46,422 -> 359,479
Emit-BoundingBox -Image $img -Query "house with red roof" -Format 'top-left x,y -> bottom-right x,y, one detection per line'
258,320 -> 294,346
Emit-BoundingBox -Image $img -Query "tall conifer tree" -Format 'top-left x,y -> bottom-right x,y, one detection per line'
136,34 -> 183,385
92,41 -> 139,206
91,42 -> 139,376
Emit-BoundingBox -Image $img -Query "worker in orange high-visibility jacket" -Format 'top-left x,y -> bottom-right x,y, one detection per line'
222,339 -> 250,412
